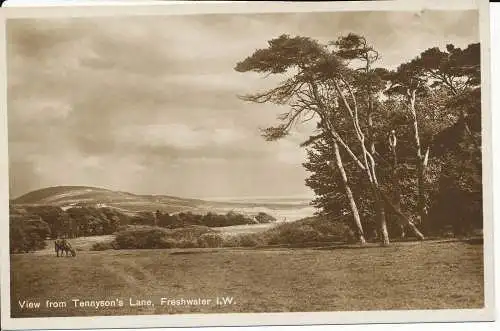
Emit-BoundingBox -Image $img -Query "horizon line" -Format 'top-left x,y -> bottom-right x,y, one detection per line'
11,184 -> 315,202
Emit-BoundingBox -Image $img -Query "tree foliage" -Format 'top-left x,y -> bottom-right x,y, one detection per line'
236,33 -> 483,243
10,207 -> 51,253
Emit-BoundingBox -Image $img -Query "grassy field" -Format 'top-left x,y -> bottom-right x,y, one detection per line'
10,240 -> 484,318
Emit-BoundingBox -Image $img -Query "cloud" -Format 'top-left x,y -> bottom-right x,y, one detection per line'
114,123 -> 246,150
6,10 -> 480,198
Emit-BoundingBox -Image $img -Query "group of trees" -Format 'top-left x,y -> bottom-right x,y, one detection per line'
146,210 -> 276,228
235,33 -> 481,245
10,205 -> 124,239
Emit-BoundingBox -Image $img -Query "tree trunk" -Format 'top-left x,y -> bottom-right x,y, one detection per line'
333,141 -> 367,245
390,133 -> 405,239
379,190 -> 425,240
331,78 -> 425,245
392,188 -> 406,239
409,90 -> 428,227
416,159 -> 426,225
400,225 -> 406,239
373,187 -> 389,246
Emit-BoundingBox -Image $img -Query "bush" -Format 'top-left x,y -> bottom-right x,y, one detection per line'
264,216 -> 353,246
156,210 -> 265,228
130,211 -> 156,226
220,235 -> 240,248
169,225 -> 214,240
10,224 -> 29,253
158,238 -> 178,248
240,234 -> 265,247
10,212 -> 51,253
106,217 -> 355,250
221,233 -> 266,248
267,224 -> 320,245
112,225 -> 219,249
114,228 -> 168,249
221,216 -> 354,248
197,232 -> 224,248
255,212 -> 277,224
91,242 -> 116,251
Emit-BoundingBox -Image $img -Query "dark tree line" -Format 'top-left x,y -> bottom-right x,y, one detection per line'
235,33 -> 481,245
152,210 -> 275,228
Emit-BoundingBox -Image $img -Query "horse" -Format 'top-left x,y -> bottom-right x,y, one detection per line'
55,239 -> 76,257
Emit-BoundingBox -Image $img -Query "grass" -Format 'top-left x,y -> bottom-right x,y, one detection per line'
10,240 -> 484,318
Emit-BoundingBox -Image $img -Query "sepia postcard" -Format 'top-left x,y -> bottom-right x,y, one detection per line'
0,0 -> 494,329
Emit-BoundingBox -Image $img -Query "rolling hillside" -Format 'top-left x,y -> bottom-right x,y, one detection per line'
11,186 -> 315,220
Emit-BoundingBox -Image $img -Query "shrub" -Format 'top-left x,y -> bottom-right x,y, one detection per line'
267,224 -> 321,245
158,238 -> 178,248
110,216 -> 354,250
9,213 -> 50,253
240,234 -> 264,247
255,212 -> 277,224
169,225 -> 214,240
157,210 -> 263,228
91,242 -> 116,251
112,225 -> 218,249
221,233 -> 266,248
197,232 -> 224,248
223,216 -> 354,248
10,224 -> 29,253
114,228 -> 168,249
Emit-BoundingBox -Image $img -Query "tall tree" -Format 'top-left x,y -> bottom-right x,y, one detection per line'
333,33 -> 385,154
387,63 -> 430,226
302,132 -> 368,244
333,34 -> 402,240
303,136 -> 380,241
387,43 -> 481,227
429,87 -> 482,235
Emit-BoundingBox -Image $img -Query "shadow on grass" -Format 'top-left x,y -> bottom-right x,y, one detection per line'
104,236 -> 483,256
313,244 -> 386,251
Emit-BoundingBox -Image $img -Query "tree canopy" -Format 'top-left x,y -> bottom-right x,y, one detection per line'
235,33 -> 482,244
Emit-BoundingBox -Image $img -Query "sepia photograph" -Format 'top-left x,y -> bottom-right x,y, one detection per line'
0,0 -> 493,329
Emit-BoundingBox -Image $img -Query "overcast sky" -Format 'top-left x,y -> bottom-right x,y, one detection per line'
7,9 -> 479,199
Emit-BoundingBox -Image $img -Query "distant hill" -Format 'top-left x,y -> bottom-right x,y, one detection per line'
11,186 -> 314,219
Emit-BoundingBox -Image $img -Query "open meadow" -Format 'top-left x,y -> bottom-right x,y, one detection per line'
10,239 -> 484,318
